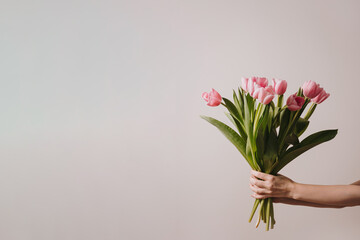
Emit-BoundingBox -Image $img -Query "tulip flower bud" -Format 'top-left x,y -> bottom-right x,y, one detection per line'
302,80 -> 323,99
241,77 -> 249,92
258,88 -> 275,105
264,85 -> 275,95
272,78 -> 287,95
286,93 -> 305,111
251,83 -> 262,99
311,89 -> 330,104
202,88 -> 222,107
247,77 -> 257,96
256,77 -> 268,88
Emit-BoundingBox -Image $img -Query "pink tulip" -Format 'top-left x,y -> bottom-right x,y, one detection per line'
241,77 -> 248,92
311,89 -> 330,104
256,77 -> 268,88
264,85 -> 275,95
253,85 -> 274,101
302,80 -> 323,99
202,88 -> 222,107
258,88 -> 274,105
251,83 -> 262,99
247,77 -> 257,95
286,93 -> 305,111
241,77 -> 257,95
272,78 -> 287,95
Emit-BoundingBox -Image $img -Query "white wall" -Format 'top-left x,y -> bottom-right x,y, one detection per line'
1,0 -> 359,239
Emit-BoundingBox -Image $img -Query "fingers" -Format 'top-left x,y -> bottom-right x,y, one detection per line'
250,170 -> 274,181
249,171 -> 273,199
249,175 -> 269,188
249,183 -> 271,194
251,193 -> 270,199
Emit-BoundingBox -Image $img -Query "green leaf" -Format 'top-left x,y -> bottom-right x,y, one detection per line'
200,115 -> 253,168
272,129 -> 338,173
246,137 -> 253,160
247,94 -> 255,120
225,112 -> 236,127
238,87 -> 244,112
253,104 -> 267,137
225,112 -> 247,140
246,137 -> 258,170
256,126 -> 265,163
284,133 -> 299,146
264,128 -> 278,158
294,117 -> 310,137
233,90 -> 243,118
278,109 -> 291,140
262,129 -> 278,172
223,97 -> 243,124
267,104 -> 274,132
243,93 -> 255,135
223,97 -> 247,139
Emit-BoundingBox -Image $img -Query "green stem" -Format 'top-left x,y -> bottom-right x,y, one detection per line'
270,200 -> 275,229
262,199 -> 266,223
266,198 -> 271,231
277,95 -> 283,108
253,103 -> 264,136
256,199 -> 265,228
304,102 -> 317,120
248,199 -> 260,222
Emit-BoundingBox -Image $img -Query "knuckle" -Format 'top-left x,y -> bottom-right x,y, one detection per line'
269,177 -> 275,184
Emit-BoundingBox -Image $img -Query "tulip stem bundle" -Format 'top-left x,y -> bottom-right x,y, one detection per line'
201,78 -> 337,231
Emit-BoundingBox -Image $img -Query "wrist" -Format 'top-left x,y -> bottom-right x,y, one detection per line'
287,181 -> 298,199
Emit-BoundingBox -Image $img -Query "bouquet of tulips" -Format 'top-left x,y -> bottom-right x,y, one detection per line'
201,77 -> 337,231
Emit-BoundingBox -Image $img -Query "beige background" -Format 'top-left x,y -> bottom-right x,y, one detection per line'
1,0 -> 359,239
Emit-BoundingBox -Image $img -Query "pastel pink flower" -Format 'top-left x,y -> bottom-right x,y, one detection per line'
311,89 -> 330,104
264,85 -> 275,95
251,83 -> 262,99
258,88 -> 275,105
286,93 -> 305,111
256,77 -> 268,88
272,78 -> 287,95
302,80 -> 323,99
202,88 -> 222,107
247,77 -> 257,95
241,77 -> 249,92
241,77 -> 257,95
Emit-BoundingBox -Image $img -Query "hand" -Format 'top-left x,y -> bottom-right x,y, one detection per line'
249,170 -> 295,199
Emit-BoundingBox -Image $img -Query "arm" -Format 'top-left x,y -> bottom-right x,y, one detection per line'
272,198 -> 346,208
290,183 -> 360,207
249,170 -> 360,208
351,180 -> 360,186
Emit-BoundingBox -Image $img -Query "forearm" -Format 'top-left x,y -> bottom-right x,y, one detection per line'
290,183 -> 360,207
274,198 -> 345,208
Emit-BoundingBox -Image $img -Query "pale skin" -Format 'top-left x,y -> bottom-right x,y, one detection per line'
249,170 -> 360,208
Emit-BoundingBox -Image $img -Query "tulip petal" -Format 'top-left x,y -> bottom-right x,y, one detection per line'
202,92 -> 209,101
